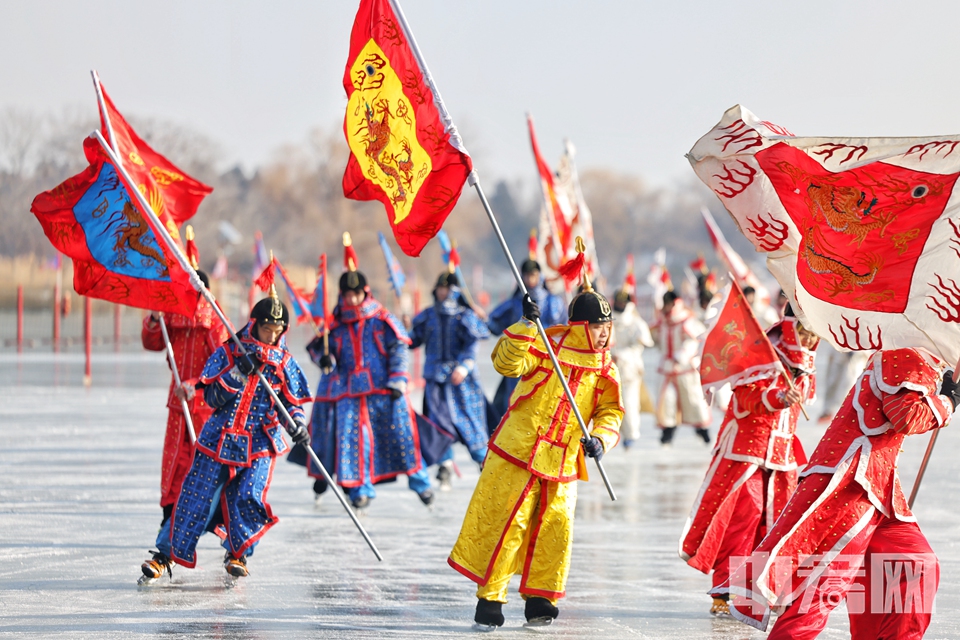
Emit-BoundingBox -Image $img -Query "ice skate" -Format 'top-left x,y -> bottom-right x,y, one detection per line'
418,488 -> 436,507
138,551 -> 172,586
437,461 -> 454,491
709,597 -> 731,617
523,597 -> 558,627
223,553 -> 249,578
472,598 -> 504,632
351,495 -> 370,510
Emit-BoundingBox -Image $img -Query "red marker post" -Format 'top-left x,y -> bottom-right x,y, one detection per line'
16,285 -> 23,353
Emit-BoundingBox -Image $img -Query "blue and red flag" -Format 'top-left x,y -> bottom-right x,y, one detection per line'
308,254 -> 328,329
31,136 -> 199,316
377,232 -> 406,299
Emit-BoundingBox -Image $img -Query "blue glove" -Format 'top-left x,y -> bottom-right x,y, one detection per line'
581,436 -> 604,460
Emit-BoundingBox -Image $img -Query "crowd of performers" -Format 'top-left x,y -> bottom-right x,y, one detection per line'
135,236 -> 960,636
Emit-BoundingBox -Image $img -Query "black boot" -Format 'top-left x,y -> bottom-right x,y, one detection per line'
660,426 -> 676,447
695,427 -> 711,445
313,478 -> 328,496
474,598 -> 504,628
524,596 -> 559,626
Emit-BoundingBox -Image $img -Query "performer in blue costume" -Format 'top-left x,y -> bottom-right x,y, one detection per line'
410,268 -> 491,489
293,237 -> 434,510
140,292 -> 311,582
486,253 -> 565,428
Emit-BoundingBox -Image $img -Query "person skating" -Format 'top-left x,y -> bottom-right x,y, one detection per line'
409,267 -> 490,490
140,292 -> 311,583
486,242 -> 566,427
141,268 -> 228,529
679,310 -> 818,616
448,273 -> 623,629
652,290 -> 712,445
609,284 -> 654,449
292,237 -> 433,510
724,348 -> 958,638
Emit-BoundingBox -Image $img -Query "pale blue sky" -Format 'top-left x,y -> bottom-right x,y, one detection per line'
2,0 -> 957,186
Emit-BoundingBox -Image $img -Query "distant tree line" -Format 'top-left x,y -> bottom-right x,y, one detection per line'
0,107 -> 762,303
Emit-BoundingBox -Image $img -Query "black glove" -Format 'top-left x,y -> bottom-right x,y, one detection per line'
581,436 -> 604,460
522,294 -> 541,322
390,387 -> 403,401
307,335 -> 325,354
235,352 -> 261,377
289,417 -> 311,447
319,354 -> 333,372
940,370 -> 960,410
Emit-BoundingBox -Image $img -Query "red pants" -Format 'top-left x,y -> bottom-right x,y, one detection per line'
768,514 -> 938,640
160,411 -> 196,508
711,470 -> 767,593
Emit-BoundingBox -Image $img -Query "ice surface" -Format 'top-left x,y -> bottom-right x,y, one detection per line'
2,346 -> 960,639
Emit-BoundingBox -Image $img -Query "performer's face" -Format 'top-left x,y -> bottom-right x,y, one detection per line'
796,324 -> 819,350
256,322 -> 284,346
522,270 -> 540,290
434,286 -> 450,302
588,321 -> 612,349
662,300 -> 675,315
342,290 -> 364,307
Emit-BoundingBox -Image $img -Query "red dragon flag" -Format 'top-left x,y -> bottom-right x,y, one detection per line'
95,78 -> 212,232
688,105 -> 960,366
31,136 -> 199,316
342,0 -> 473,257
529,114 -> 575,273
698,279 -> 783,401
701,206 -> 770,303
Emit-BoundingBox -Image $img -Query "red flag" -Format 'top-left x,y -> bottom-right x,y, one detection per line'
689,105 -> 960,364
254,260 -> 275,292
31,137 -> 199,316
528,114 -> 574,268
698,279 -> 782,398
98,84 -> 212,229
342,0 -> 473,257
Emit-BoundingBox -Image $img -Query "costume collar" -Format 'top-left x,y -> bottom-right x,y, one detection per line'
535,322 -> 610,370
435,288 -> 465,316
335,296 -> 383,324
768,317 -> 817,374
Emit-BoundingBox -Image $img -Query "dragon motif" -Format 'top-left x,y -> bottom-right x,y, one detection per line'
110,201 -> 168,278
702,320 -> 747,373
800,226 -> 882,297
356,97 -> 416,208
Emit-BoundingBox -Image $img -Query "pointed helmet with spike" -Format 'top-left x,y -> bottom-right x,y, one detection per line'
563,237 -> 612,324
251,252 -> 289,331
340,231 -> 368,293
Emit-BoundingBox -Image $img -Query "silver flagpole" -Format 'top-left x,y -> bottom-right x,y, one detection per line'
157,313 -> 197,443
92,129 -> 383,561
92,71 -> 199,445
388,0 -> 616,500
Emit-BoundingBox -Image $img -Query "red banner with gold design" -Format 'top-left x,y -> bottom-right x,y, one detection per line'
98,85 -> 212,237
689,105 -> 960,366
698,279 -> 782,397
342,0 -> 473,257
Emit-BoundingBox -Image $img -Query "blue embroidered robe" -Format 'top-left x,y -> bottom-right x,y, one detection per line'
302,296 -> 422,486
410,291 -> 490,453
169,323 -> 310,567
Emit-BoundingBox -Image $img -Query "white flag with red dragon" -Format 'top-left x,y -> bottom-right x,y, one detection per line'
688,104 -> 960,366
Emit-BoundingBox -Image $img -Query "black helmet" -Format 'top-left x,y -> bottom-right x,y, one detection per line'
568,290 -> 613,324
520,259 -> 541,275
613,288 -> 632,311
662,290 -> 679,306
250,296 -> 290,331
339,270 -> 367,293
435,271 -> 459,289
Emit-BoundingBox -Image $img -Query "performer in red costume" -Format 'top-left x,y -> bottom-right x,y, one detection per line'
680,310 -> 818,615
141,269 -> 228,527
726,348 -> 959,639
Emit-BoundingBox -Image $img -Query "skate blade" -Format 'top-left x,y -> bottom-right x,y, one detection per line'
470,623 -> 499,633
137,574 -> 158,587
523,617 -> 554,628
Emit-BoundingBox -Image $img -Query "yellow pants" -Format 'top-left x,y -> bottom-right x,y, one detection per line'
448,452 -> 577,604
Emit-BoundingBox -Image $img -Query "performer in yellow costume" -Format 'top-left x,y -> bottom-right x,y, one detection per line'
448,278 -> 623,629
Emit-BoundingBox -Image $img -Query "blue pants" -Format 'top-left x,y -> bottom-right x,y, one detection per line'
155,465 -> 259,559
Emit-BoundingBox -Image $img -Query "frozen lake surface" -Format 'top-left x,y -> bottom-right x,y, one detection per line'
2,345 -> 960,638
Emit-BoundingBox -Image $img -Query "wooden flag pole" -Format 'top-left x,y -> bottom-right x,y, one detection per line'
93,129 -> 382,561
158,313 -> 197,444
780,369 -> 811,421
